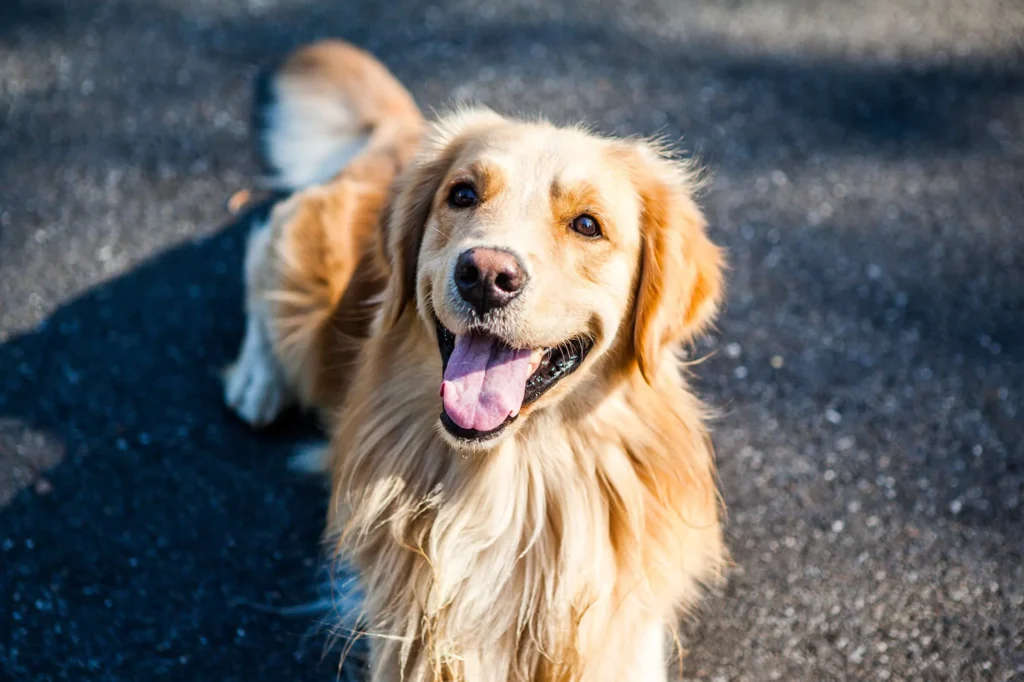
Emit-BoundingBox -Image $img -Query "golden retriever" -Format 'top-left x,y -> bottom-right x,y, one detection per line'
224,40 -> 727,682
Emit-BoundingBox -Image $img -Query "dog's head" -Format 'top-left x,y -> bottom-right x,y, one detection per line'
380,109 -> 723,449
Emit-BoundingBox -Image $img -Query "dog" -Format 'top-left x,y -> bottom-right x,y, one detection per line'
223,40 -> 728,682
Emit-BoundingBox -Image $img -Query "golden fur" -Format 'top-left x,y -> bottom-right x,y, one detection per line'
225,40 -> 728,682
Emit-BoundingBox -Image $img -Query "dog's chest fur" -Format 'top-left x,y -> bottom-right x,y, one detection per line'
331,324 -> 723,682
353,424 -> 640,680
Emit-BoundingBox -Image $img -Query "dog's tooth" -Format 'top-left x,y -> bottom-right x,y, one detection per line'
528,348 -> 546,374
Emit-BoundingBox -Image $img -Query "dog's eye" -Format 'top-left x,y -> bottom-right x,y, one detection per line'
570,214 -> 601,238
448,183 -> 479,208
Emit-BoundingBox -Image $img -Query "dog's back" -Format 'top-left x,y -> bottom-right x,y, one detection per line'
224,42 -> 423,424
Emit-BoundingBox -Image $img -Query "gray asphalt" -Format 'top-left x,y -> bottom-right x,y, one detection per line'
1,0 -> 1022,680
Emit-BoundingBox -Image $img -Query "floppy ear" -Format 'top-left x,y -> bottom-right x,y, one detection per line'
379,108 -> 505,327
628,143 -> 725,383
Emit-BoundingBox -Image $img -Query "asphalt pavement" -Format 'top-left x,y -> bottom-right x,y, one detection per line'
1,0 -> 1022,680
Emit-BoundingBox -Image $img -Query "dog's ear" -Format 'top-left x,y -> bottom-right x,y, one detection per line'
626,142 -> 725,383
379,108 -> 505,327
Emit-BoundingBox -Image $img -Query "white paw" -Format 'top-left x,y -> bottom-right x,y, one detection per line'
223,315 -> 294,427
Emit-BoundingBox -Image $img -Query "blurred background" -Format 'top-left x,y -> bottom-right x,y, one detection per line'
1,0 -> 1022,680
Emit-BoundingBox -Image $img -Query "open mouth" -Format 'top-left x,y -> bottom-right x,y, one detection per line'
435,319 -> 593,442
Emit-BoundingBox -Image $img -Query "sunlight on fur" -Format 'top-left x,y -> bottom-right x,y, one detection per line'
226,39 -> 729,682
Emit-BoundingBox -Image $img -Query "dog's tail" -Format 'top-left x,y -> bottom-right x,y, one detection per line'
253,40 -> 423,192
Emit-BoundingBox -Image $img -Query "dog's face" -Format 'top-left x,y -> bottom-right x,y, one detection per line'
382,110 -> 723,449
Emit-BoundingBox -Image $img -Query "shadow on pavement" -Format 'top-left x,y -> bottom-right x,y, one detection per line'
0,201 -> 341,680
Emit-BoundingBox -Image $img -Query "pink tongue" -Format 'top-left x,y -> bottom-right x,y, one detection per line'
441,334 -> 533,432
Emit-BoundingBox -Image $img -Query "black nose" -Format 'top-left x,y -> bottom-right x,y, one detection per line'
454,248 -> 527,315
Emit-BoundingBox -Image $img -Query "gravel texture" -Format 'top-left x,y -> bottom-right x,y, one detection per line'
1,0 -> 1022,680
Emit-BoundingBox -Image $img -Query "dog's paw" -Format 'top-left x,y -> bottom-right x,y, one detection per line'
223,317 -> 294,427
